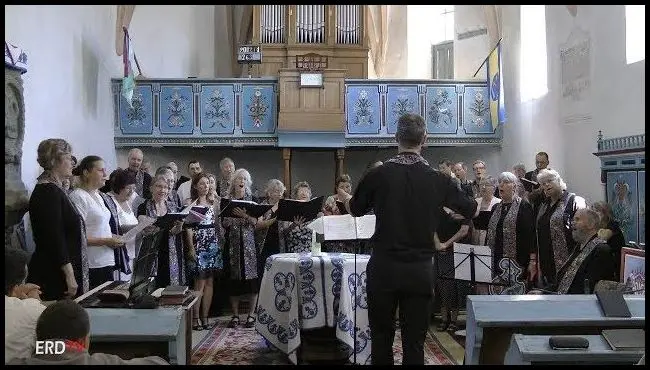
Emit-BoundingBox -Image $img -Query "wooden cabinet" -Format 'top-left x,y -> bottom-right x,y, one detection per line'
594,133 -> 646,246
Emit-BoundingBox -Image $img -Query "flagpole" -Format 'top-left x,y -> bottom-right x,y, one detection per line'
122,26 -> 143,76
472,38 -> 503,78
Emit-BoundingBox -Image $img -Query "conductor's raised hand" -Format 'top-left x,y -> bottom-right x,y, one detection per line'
233,207 -> 248,218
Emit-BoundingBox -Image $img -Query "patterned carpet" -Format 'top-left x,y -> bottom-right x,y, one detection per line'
192,317 -> 463,365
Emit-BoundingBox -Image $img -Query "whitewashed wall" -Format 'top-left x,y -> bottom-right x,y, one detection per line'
5,5 -> 215,193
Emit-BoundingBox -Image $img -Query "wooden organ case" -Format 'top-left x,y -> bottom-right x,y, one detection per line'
252,5 -> 369,79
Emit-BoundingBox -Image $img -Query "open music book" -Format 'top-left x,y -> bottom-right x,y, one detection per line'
309,214 -> 376,241
276,196 -> 324,222
219,199 -> 273,218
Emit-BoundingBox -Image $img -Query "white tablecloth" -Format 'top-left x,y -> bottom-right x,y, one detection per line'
255,252 -> 371,364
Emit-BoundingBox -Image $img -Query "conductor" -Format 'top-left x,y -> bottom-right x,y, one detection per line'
338,113 -> 477,365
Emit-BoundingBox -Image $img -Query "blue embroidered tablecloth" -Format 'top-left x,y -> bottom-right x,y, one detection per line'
254,252 -> 371,365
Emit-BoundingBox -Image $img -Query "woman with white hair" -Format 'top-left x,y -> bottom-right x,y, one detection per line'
485,172 -> 536,290
254,179 -> 288,279
221,168 -> 260,329
535,169 -> 586,287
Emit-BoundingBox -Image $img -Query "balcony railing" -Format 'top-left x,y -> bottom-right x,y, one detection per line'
112,78 -> 501,147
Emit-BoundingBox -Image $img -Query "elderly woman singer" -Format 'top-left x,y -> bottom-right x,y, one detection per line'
485,172 -> 536,287
221,168 -> 260,329
535,169 -> 586,287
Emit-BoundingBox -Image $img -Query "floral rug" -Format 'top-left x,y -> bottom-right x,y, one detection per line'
192,317 -> 460,365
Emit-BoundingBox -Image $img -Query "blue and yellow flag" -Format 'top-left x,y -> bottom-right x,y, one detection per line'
487,41 -> 506,130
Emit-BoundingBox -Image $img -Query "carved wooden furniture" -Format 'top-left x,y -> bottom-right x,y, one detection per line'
593,132 -> 645,246
251,5 -> 368,78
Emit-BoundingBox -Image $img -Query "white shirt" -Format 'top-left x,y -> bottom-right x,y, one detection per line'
472,196 -> 502,246
177,180 -> 192,206
5,296 -> 46,363
69,189 -> 115,268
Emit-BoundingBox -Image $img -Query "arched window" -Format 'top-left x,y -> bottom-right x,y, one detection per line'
625,5 -> 645,64
519,5 -> 548,102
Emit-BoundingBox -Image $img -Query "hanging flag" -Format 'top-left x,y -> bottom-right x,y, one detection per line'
121,28 -> 139,108
487,41 -> 506,130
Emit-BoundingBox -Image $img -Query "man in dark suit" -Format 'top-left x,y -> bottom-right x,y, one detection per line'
338,113 -> 477,365
531,208 -> 616,294
524,152 -> 549,213
523,152 -> 549,191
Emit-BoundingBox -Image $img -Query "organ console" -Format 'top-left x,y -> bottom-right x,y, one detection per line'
252,5 -> 369,78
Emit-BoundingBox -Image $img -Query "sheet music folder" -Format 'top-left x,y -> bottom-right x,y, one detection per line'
595,290 -> 632,318
154,212 -> 188,229
276,196 -> 324,222
219,199 -> 272,218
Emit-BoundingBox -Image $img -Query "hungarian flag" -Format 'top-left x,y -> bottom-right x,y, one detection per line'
122,28 -> 139,108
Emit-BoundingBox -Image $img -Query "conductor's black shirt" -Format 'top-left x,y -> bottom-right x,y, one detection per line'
349,152 -> 477,262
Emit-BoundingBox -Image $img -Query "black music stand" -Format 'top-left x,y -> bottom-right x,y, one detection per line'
437,243 -> 495,290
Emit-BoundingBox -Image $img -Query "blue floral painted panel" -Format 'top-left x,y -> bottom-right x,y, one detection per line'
200,85 -> 235,134
638,171 -> 645,245
159,85 -> 194,134
346,86 -> 381,135
607,171 -> 639,244
241,85 -> 276,134
425,86 -> 458,134
463,86 -> 493,134
119,85 -> 153,135
386,86 -> 420,134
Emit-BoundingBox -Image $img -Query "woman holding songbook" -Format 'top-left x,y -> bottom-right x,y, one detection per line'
104,169 -> 139,282
184,173 -> 223,331
283,181 -> 317,254
137,175 -> 187,288
221,169 -> 260,329
69,156 -> 126,290
471,176 -> 501,246
485,172 -> 535,287
255,179 -> 287,279
322,174 -> 359,253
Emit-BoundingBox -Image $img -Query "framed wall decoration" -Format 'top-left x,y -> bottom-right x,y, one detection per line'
620,247 -> 645,295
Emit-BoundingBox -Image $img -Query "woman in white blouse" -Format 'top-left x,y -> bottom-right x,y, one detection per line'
472,176 -> 501,245
69,156 -> 125,289
105,169 -> 139,281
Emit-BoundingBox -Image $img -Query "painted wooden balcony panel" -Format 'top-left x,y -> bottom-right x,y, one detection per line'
344,79 -> 501,146
113,78 -> 501,147
112,78 -> 279,147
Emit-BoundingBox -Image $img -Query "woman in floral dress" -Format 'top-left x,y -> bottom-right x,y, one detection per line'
185,173 -> 223,331
221,169 -> 260,329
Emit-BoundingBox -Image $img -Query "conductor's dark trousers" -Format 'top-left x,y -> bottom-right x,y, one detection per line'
366,254 -> 434,365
